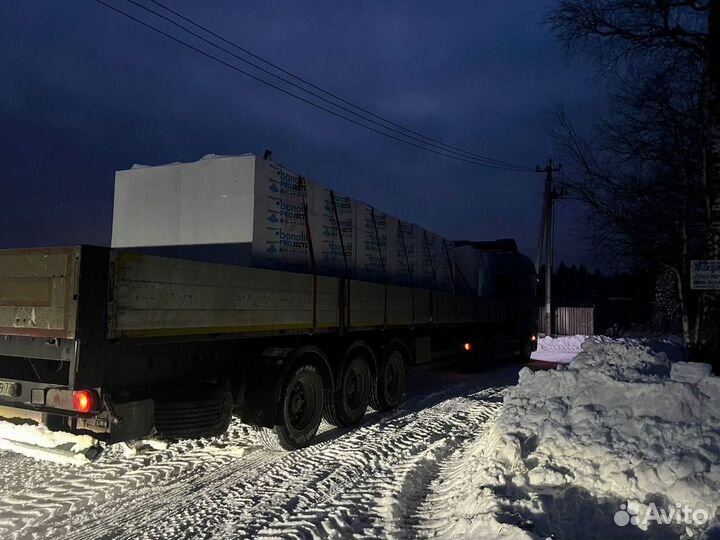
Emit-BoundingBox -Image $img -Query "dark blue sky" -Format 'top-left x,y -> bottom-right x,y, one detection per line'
0,1 -> 606,265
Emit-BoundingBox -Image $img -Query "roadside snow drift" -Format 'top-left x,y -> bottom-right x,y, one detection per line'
453,340 -> 720,539
0,420 -> 98,466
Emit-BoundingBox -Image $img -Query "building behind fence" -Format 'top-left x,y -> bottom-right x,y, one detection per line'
538,306 -> 594,336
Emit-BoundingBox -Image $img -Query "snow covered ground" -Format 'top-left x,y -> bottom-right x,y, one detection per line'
531,334 -> 686,365
0,339 -> 717,539
0,364 -> 518,540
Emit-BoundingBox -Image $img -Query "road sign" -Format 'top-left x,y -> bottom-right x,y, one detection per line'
691,260 -> 720,290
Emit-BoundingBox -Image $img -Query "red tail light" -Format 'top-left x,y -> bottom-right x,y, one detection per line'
73,390 -> 96,414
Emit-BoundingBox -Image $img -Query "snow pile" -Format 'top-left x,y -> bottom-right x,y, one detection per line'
0,420 -> 98,465
460,340 -> 720,538
531,334 -> 686,365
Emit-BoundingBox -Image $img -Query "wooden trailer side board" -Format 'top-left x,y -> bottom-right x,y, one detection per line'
0,247 -> 80,339
109,253 -> 479,339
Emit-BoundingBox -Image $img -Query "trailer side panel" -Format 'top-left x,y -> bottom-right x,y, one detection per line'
110,253 -> 323,338
109,252 -> 481,339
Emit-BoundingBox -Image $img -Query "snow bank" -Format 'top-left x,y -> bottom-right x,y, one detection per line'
531,334 -> 686,365
462,340 -> 720,538
0,420 -> 98,465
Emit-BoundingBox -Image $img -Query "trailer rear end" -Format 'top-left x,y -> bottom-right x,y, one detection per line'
0,246 -> 89,411
0,247 -> 155,455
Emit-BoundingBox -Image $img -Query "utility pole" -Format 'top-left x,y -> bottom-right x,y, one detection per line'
536,159 -> 562,337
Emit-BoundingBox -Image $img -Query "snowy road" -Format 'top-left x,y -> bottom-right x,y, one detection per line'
0,363 -> 521,540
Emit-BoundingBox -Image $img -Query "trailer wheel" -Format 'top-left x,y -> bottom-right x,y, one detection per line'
259,363 -> 324,451
324,354 -> 371,427
370,346 -> 407,412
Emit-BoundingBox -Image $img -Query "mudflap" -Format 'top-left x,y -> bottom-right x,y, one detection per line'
105,399 -> 155,444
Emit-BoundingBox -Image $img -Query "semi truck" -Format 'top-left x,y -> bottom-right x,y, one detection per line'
0,154 -> 537,454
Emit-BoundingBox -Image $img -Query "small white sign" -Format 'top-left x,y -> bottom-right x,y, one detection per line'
691,260 -> 720,290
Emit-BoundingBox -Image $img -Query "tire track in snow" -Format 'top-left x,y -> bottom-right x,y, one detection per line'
267,388 -> 505,539
48,444 -> 279,540
61,401 -> 429,540
104,410 -> 437,539
113,386 -> 506,540
0,365 -> 519,540
410,399 -> 507,539
0,425 -> 261,540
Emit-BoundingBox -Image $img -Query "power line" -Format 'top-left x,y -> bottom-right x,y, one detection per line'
106,0 -> 535,172
143,0 -> 533,171
129,0 -> 530,171
94,0 -> 534,172
128,0 -> 534,173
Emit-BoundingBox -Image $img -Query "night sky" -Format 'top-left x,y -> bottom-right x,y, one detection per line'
0,1 -> 606,265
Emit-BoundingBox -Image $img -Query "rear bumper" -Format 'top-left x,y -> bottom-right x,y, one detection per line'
0,331 -> 154,443
0,380 -> 154,443
0,375 -> 100,414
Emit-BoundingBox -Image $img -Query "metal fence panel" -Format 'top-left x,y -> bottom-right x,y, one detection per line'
538,306 -> 594,336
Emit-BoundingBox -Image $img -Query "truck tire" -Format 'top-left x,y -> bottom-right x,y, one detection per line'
370,346 -> 406,412
324,354 -> 371,427
154,386 -> 233,440
258,363 -> 324,451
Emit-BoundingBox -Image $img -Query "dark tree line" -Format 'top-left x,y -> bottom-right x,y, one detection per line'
549,0 -> 719,357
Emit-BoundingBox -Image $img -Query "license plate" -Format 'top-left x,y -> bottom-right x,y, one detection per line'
0,381 -> 20,398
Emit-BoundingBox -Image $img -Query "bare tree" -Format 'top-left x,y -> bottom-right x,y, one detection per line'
550,0 -> 719,354
553,83 -> 704,344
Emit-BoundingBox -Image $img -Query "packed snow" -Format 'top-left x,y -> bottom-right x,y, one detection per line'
531,334 -> 685,365
0,339 -> 717,539
0,420 -> 97,466
530,334 -> 587,363
462,339 -> 720,539
0,366 -> 517,540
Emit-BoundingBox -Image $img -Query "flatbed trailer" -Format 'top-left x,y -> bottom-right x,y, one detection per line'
0,242 -> 535,451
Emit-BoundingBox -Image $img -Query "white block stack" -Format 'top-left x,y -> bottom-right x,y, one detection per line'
112,154 -> 455,290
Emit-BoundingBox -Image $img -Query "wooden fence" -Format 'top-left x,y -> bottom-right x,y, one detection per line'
538,306 -> 594,336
